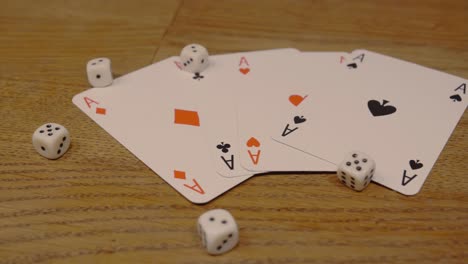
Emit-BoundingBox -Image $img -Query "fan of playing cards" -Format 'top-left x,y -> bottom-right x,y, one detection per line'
73,47 -> 467,204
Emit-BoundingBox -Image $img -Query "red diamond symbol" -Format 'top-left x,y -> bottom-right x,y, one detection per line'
174,170 -> 186,180
96,107 -> 106,115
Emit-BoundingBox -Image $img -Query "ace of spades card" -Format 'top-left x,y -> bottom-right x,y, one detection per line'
274,50 -> 467,195
72,57 -> 251,204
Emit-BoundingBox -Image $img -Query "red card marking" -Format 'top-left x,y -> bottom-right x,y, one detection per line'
289,95 -> 308,106
96,107 -> 106,115
174,61 -> 183,70
248,150 -> 261,165
184,179 -> 205,194
239,68 -> 250,75
84,97 -> 99,109
246,137 -> 260,147
174,170 -> 186,180
239,56 -> 249,67
340,56 -> 346,64
174,109 -> 200,127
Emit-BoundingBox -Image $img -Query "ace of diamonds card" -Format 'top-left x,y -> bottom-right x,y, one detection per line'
72,57 -> 251,204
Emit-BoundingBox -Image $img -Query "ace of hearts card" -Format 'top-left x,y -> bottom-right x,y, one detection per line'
193,49 -> 337,176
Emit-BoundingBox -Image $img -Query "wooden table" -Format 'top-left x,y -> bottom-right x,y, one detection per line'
1,1 -> 467,263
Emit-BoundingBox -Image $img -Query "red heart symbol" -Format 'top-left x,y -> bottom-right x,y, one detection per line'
239,68 -> 250,75
246,137 -> 260,147
289,95 -> 307,106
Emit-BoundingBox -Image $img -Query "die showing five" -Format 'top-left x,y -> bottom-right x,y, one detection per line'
337,151 -> 376,191
32,123 -> 70,160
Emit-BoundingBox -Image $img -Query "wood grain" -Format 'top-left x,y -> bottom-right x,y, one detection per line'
0,0 -> 467,263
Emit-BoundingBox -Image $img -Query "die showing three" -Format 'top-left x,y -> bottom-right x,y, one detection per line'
197,209 -> 239,255
180,43 -> 209,74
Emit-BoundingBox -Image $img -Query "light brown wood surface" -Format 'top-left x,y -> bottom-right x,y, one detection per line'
0,0 -> 467,263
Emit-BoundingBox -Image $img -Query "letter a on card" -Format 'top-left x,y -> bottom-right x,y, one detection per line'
239,56 -> 249,67
221,155 -> 234,170
184,179 -> 205,194
247,150 -> 261,165
174,61 -> 183,70
84,97 -> 99,109
455,83 -> 466,94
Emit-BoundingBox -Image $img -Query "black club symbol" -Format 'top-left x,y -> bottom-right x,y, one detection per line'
216,142 -> 231,153
193,72 -> 204,80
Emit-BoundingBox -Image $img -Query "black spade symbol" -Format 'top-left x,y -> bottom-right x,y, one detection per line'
368,99 -> 397,117
293,116 -> 306,124
449,94 -> 462,102
347,63 -> 357,69
409,160 -> 423,170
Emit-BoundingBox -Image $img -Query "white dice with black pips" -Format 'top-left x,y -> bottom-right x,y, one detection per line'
180,44 -> 209,74
337,151 -> 375,191
32,123 -> 70,160
197,209 -> 239,255
86,57 -> 113,87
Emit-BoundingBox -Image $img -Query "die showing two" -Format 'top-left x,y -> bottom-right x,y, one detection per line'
87,57 -> 113,87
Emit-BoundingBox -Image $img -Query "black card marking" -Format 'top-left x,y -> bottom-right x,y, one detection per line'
353,53 -> 365,63
454,83 -> 466,94
450,94 -> 462,102
282,124 -> 298,137
402,170 -> 417,186
294,116 -> 306,124
347,63 -> 357,69
193,72 -> 204,80
221,155 -> 234,170
409,160 -> 423,170
216,142 -> 231,153
368,100 -> 397,117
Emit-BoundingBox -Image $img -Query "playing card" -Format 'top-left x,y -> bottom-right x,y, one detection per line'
72,57 -> 252,204
194,49 -> 335,177
236,52 -> 345,172
273,50 -> 467,195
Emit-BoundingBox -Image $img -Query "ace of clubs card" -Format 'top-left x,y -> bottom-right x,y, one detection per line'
194,49 -> 297,177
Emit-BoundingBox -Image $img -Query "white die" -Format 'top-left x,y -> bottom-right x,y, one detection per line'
197,209 -> 239,255
86,57 -> 113,87
337,151 -> 375,191
180,44 -> 209,74
32,123 -> 70,160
